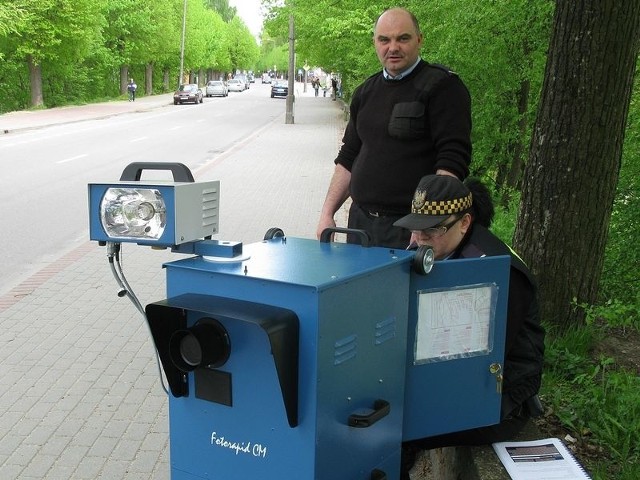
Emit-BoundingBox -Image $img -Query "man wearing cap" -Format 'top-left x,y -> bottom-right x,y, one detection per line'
316,7 -> 472,249
395,175 -> 545,477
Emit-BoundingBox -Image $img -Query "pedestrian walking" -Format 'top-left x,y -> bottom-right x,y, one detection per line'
127,78 -> 137,101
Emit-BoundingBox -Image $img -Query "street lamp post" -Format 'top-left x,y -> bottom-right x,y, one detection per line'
285,12 -> 295,124
179,0 -> 187,87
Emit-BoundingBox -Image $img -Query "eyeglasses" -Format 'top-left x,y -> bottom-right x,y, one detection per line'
414,216 -> 462,239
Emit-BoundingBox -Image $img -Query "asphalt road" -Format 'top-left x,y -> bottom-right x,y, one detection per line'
0,83 -> 290,295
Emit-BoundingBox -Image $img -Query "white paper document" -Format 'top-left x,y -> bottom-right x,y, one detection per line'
492,437 -> 591,480
415,284 -> 495,363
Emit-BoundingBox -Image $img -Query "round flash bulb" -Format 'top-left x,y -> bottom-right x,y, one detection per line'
100,188 -> 166,240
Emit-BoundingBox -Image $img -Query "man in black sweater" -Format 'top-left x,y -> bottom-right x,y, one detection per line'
316,7 -> 472,249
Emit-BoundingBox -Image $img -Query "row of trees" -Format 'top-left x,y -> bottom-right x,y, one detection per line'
2,0 -> 638,331
262,0 -> 640,331
0,0 -> 261,113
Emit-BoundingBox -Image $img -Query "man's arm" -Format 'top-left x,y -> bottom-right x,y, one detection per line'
316,164 -> 351,239
430,75 -> 472,179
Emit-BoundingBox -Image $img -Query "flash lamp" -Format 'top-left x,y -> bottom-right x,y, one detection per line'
89,180 -> 220,247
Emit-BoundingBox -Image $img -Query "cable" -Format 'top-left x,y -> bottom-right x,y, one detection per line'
106,242 -> 170,396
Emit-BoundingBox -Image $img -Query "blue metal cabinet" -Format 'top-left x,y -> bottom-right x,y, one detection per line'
144,237 -> 511,479
147,238 -> 412,480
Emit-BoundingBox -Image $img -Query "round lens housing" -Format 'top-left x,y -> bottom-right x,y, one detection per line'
100,188 -> 166,240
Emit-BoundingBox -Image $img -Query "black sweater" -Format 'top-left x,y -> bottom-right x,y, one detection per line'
335,61 -> 472,213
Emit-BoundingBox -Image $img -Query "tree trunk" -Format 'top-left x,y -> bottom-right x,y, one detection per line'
145,63 -> 153,95
27,55 -> 44,107
120,65 -> 129,95
505,78 -> 531,190
514,0 -> 640,331
163,69 -> 170,92
497,79 -> 531,208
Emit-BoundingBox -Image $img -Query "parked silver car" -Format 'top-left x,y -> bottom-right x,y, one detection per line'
205,80 -> 228,97
227,79 -> 245,92
234,75 -> 250,90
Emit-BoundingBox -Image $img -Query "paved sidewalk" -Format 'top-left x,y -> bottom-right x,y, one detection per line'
0,94 -> 175,134
0,85 -> 349,479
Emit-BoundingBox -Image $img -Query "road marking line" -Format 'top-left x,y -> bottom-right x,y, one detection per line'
57,153 -> 88,164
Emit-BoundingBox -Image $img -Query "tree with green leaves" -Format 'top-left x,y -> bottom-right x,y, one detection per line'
0,0 -> 259,110
6,0 -> 106,107
514,0 -> 640,331
206,0 -> 237,22
0,3 -> 27,37
227,16 -> 260,73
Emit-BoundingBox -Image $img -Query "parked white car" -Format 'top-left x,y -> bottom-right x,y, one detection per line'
227,79 -> 245,92
205,80 -> 228,97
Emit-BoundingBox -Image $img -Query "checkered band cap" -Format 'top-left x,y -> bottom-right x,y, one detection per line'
411,192 -> 473,215
393,174 -> 473,231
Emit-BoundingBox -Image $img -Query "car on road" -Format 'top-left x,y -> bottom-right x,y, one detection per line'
270,81 -> 288,98
205,80 -> 228,97
234,75 -> 250,90
173,83 -> 203,104
227,79 -> 245,92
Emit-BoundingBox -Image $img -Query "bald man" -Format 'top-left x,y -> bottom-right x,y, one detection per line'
317,8 -> 472,249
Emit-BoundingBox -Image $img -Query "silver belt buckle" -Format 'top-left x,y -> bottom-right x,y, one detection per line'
368,210 -> 380,218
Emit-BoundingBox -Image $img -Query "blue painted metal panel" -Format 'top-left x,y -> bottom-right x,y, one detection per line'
161,237 -> 412,480
403,255 -> 510,440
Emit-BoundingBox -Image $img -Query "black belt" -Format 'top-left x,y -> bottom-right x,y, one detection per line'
358,204 -> 407,218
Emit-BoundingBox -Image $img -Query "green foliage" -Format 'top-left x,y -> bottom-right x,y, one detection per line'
257,42 -> 289,73
227,16 -> 260,71
481,190 -> 640,478
579,298 -> 640,332
599,61 -> 640,305
488,188 -> 519,245
0,2 -> 27,37
0,0 -> 259,112
542,326 -> 640,478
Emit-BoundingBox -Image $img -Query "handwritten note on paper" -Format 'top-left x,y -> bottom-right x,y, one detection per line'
414,284 -> 496,363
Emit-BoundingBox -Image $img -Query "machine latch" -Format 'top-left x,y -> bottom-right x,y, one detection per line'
489,362 -> 503,394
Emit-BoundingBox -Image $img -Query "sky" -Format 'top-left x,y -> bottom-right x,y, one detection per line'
229,0 -> 264,39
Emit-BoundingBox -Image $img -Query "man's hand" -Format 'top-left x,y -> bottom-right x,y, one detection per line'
436,169 -> 458,178
316,216 -> 337,241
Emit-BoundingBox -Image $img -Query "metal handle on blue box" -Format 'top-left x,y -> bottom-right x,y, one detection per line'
119,162 -> 195,182
371,469 -> 387,480
348,399 -> 390,427
320,227 -> 371,247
